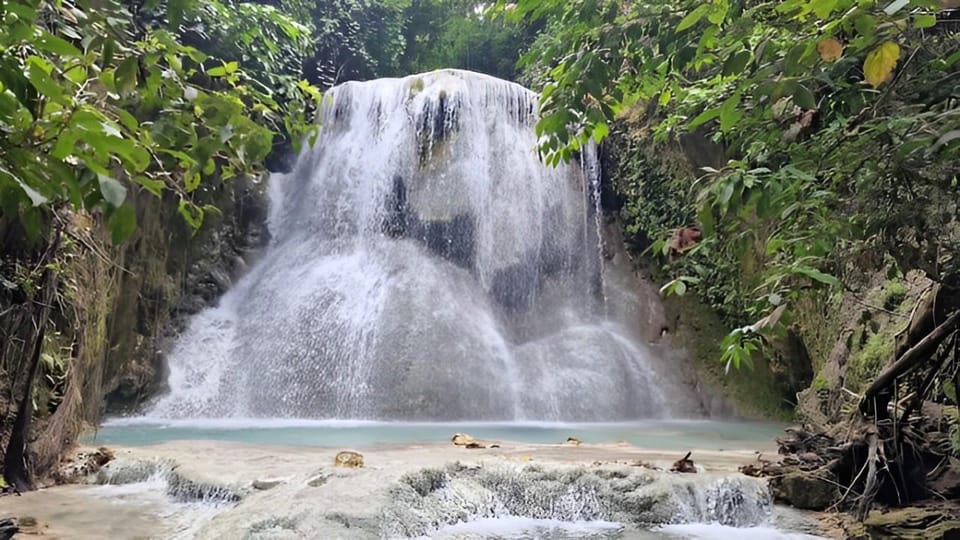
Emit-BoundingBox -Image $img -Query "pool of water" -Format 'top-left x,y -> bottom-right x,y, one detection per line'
84,417 -> 783,451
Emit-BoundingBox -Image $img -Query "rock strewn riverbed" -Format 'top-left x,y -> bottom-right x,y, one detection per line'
0,438 -> 831,539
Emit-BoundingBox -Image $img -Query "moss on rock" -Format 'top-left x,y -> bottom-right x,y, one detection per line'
662,293 -> 796,420
773,471 -> 839,511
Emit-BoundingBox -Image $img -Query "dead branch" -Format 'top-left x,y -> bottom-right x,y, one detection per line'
861,311 -> 960,414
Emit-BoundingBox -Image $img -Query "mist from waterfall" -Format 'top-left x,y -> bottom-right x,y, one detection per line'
146,69 -> 690,421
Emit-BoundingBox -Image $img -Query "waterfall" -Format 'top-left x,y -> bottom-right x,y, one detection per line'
147,69 -> 682,421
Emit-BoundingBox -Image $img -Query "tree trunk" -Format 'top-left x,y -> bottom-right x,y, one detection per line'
2,224 -> 61,492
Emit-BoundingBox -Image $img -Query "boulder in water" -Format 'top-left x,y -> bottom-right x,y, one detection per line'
465,441 -> 501,449
334,451 -> 364,468
54,446 -> 114,484
252,477 -> 288,490
773,470 -> 837,510
670,452 -> 697,474
451,433 -> 475,446
306,471 -> 330,487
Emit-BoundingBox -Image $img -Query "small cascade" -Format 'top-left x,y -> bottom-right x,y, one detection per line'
381,463 -> 773,538
147,69 -> 692,421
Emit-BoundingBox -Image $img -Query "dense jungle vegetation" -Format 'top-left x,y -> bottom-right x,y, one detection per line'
0,0 -> 534,492
2,0 -> 960,527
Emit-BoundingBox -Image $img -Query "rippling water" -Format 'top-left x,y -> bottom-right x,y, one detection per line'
86,418 -> 783,451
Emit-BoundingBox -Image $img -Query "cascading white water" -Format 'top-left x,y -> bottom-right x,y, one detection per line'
147,69 -> 684,421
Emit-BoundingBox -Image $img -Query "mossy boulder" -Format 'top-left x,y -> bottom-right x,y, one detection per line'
860,507 -> 960,539
772,470 -> 838,511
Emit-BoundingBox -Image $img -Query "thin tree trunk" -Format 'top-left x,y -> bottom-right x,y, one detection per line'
2,223 -> 62,492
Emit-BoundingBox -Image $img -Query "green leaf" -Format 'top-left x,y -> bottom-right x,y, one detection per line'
97,174 -> 127,207
102,38 -> 116,67
659,278 -> 688,297
201,204 -> 223,218
719,93 -> 743,131
945,381 -> 957,404
109,204 -> 137,243
34,32 -> 82,57
689,107 -> 720,129
707,0 -> 729,24
791,266 -> 841,287
25,56 -> 66,104
674,279 -> 687,296
784,43 -> 808,76
914,14 -> 937,29
178,199 -> 204,233
1,167 -> 49,206
116,109 -> 139,132
116,57 -> 139,95
944,50 -> 960,68
854,14 -> 877,40
790,83 -> 816,109
20,205 -> 44,243
677,4 -> 710,31
185,170 -> 201,192
718,180 -> 736,209
64,65 -> 88,84
207,61 -> 239,77
810,0 -> 838,19
133,175 -> 166,197
592,121 -> 609,142
697,204 -> 715,236
722,50 -> 752,77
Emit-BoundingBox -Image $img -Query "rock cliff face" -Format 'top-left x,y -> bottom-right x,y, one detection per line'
0,171 -> 271,482
101,172 -> 271,413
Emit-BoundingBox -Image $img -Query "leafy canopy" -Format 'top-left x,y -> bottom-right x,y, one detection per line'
0,0 -> 320,243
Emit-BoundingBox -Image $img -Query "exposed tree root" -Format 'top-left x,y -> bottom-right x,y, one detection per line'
748,288 -> 960,530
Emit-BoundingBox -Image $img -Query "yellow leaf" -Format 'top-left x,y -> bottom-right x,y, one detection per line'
817,38 -> 843,62
863,41 -> 900,88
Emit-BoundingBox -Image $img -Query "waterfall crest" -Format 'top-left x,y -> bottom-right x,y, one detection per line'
147,69 -> 683,421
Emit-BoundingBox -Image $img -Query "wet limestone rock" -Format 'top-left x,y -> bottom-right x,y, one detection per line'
381,462 -> 772,538
253,477 -> 288,490
54,446 -> 114,484
334,451 -> 364,468
451,433 -> 475,446
307,471 -> 330,487
451,433 -> 499,449
773,470 -> 838,510
856,506 -> 960,539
